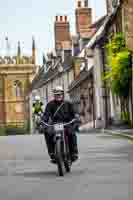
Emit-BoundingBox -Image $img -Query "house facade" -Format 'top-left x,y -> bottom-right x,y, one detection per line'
68,16 -> 106,128
29,0 -> 95,132
70,0 -> 133,128
31,57 -> 74,107
87,0 -> 133,128
30,0 -> 133,131
104,0 -> 133,126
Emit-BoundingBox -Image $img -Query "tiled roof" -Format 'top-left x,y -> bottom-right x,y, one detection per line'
90,15 -> 107,29
68,68 -> 93,92
78,7 -> 119,58
31,58 -> 60,90
30,56 -> 73,90
87,7 -> 119,47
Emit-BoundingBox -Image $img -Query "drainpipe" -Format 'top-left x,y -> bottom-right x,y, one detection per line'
101,45 -> 108,128
92,83 -> 95,128
130,54 -> 133,127
29,93 -> 33,134
127,52 -> 133,127
132,56 -> 133,127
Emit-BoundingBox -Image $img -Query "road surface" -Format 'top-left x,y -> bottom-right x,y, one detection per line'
0,132 -> 133,200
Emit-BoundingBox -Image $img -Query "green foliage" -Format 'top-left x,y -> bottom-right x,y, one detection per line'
0,126 -> 6,136
121,111 -> 131,125
0,119 -> 30,136
5,125 -> 28,135
0,124 -> 30,136
104,33 -> 132,98
106,33 -> 126,56
104,33 -> 133,126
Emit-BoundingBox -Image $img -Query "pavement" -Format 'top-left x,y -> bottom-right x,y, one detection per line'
79,121 -> 100,133
79,121 -> 133,139
0,133 -> 133,199
104,127 -> 133,139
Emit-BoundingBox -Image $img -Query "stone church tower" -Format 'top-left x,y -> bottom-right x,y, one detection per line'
0,38 -> 37,129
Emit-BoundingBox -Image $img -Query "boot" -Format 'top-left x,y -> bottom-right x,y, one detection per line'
68,133 -> 79,162
44,134 -> 55,160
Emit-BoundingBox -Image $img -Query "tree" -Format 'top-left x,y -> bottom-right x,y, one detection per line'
104,33 -> 132,124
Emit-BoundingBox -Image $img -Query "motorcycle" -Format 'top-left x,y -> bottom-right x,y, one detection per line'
33,112 -> 43,134
41,119 -> 77,176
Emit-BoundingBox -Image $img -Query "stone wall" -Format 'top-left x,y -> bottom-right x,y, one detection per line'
123,0 -> 133,50
0,64 -> 35,127
4,74 -> 29,125
80,78 -> 93,124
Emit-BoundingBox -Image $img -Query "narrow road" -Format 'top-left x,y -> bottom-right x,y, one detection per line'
0,133 -> 133,200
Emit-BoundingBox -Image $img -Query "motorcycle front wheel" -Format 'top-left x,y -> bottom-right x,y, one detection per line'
63,141 -> 71,173
55,139 -> 64,176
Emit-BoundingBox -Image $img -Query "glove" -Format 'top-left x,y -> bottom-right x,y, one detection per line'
73,123 -> 80,132
38,124 -> 44,134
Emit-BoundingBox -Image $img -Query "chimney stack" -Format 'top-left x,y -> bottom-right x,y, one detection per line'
54,15 -> 71,51
75,0 -> 92,38
106,0 -> 112,14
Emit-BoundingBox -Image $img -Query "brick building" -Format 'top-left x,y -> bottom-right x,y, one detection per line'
106,0 -> 133,50
30,0 -> 108,130
69,12 -> 106,126
82,0 -> 133,128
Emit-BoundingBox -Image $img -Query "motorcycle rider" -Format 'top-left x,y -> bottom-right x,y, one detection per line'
42,85 -> 79,163
32,95 -> 44,133
32,95 -> 43,115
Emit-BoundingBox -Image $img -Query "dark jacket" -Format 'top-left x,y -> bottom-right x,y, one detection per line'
42,100 -> 75,123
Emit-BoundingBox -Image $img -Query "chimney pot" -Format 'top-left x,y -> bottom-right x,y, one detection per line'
56,16 -> 58,21
60,16 -> 63,21
78,1 -> 81,8
65,15 -> 67,22
84,0 -> 88,7
75,0 -> 92,38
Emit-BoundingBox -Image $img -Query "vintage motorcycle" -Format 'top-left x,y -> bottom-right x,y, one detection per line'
33,112 -> 43,134
41,119 -> 77,176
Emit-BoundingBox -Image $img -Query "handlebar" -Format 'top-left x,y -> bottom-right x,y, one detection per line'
40,119 -> 77,127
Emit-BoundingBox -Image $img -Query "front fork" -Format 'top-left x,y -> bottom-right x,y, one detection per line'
54,131 -> 66,158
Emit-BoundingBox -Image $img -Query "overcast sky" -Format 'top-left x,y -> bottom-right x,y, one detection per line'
0,0 -> 106,64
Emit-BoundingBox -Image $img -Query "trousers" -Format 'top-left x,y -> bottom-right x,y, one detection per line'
44,128 -> 78,156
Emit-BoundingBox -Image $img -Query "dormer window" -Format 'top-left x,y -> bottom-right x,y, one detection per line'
60,16 -> 63,21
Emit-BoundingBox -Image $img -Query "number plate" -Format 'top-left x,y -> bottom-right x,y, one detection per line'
54,124 -> 64,131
